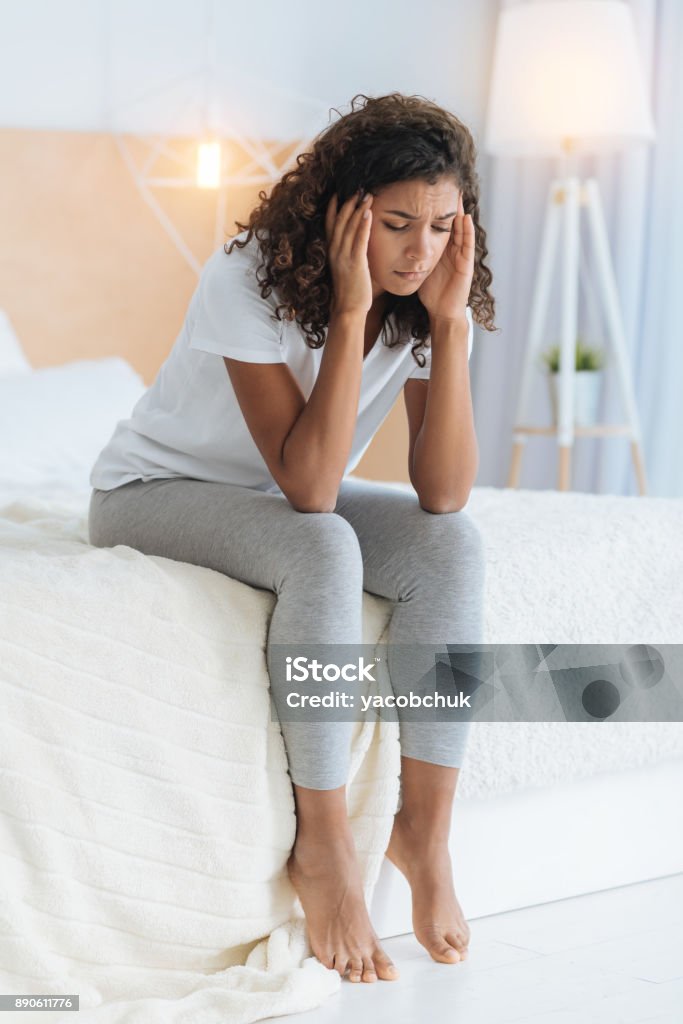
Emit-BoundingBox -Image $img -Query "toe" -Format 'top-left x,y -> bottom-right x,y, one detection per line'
446,930 -> 469,959
347,956 -> 364,983
318,951 -> 335,971
361,957 -> 378,983
333,953 -> 348,978
417,923 -> 466,964
429,939 -> 461,963
373,951 -> 400,980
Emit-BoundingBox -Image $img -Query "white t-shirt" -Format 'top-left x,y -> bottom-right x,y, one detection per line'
90,231 -> 474,493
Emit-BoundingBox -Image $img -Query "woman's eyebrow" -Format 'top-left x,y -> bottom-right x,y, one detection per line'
384,209 -> 457,220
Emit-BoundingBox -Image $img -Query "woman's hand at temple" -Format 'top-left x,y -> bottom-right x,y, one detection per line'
325,190 -> 374,318
417,190 -> 474,325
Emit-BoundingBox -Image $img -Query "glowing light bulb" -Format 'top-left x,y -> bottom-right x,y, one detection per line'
196,141 -> 221,188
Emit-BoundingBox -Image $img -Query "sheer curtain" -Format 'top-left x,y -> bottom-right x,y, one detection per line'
471,0 -> 682,497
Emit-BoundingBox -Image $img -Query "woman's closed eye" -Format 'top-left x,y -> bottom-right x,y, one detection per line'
384,223 -> 450,233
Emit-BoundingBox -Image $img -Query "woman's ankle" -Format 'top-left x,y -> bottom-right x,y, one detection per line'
392,805 -> 451,848
292,782 -> 355,848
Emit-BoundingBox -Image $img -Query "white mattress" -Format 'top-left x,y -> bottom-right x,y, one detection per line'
3,479 -> 682,804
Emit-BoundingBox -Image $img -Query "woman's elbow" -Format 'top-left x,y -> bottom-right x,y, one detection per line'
418,490 -> 471,514
286,487 -> 338,514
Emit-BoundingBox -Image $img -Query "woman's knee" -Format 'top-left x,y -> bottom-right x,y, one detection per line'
413,508 -> 485,567
290,510 -> 364,578
396,509 -> 486,606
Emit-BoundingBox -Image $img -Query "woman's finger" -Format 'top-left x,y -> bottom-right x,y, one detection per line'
453,205 -> 463,251
354,194 -> 373,238
327,193 -> 355,250
340,192 -> 371,255
326,192 -> 350,251
350,199 -> 372,257
332,191 -> 363,253
462,213 -> 476,257
325,193 -> 338,245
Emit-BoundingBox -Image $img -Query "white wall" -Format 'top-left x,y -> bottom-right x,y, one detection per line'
0,0 -> 498,140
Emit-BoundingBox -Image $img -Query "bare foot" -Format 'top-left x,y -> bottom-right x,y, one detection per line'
385,812 -> 470,964
287,831 -> 400,983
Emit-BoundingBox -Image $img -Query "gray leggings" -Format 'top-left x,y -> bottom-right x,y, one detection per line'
88,475 -> 485,790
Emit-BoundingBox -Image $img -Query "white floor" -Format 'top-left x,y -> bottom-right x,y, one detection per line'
265,873 -> 683,1024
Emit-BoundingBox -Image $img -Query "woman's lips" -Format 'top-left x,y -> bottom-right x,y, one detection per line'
395,270 -> 426,280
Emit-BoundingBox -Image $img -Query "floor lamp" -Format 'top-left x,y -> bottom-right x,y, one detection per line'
484,0 -> 656,494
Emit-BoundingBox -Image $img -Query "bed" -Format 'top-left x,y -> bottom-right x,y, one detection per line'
2,341 -> 682,1023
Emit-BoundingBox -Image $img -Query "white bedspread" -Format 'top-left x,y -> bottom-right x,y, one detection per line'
0,485 -> 400,1023
461,483 -> 683,798
2,480 -> 682,1021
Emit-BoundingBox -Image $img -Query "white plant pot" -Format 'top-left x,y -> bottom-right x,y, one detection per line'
548,370 -> 604,427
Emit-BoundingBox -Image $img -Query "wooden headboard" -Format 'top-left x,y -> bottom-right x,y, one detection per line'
0,128 -> 409,483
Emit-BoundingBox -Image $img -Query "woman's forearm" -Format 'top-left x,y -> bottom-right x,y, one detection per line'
411,316 -> 479,513
281,310 -> 366,511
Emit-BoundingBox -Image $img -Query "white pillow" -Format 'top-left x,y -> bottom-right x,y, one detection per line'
0,357 -> 146,491
0,310 -> 32,375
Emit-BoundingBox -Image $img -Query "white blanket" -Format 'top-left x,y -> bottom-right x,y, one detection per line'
0,486 -> 400,1023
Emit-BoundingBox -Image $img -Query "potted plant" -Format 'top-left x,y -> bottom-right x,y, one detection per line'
540,337 -> 605,427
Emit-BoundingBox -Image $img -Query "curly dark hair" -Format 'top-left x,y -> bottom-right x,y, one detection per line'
225,92 -> 497,369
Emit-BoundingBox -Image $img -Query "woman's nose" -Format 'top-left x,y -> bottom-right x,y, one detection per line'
404,230 -> 433,261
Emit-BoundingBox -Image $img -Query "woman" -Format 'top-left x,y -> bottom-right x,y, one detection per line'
88,92 -> 496,986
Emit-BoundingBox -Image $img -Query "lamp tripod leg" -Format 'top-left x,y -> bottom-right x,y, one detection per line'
558,445 -> 572,491
556,177 -> 581,492
507,179 -> 563,488
584,178 -> 648,496
507,441 -> 525,488
631,441 -> 648,496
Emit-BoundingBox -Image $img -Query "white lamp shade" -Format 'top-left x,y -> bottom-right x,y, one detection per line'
485,0 -> 656,158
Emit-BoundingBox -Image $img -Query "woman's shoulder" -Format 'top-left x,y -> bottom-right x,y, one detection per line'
206,228 -> 266,273
197,229 -> 285,327
201,230 -> 271,296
